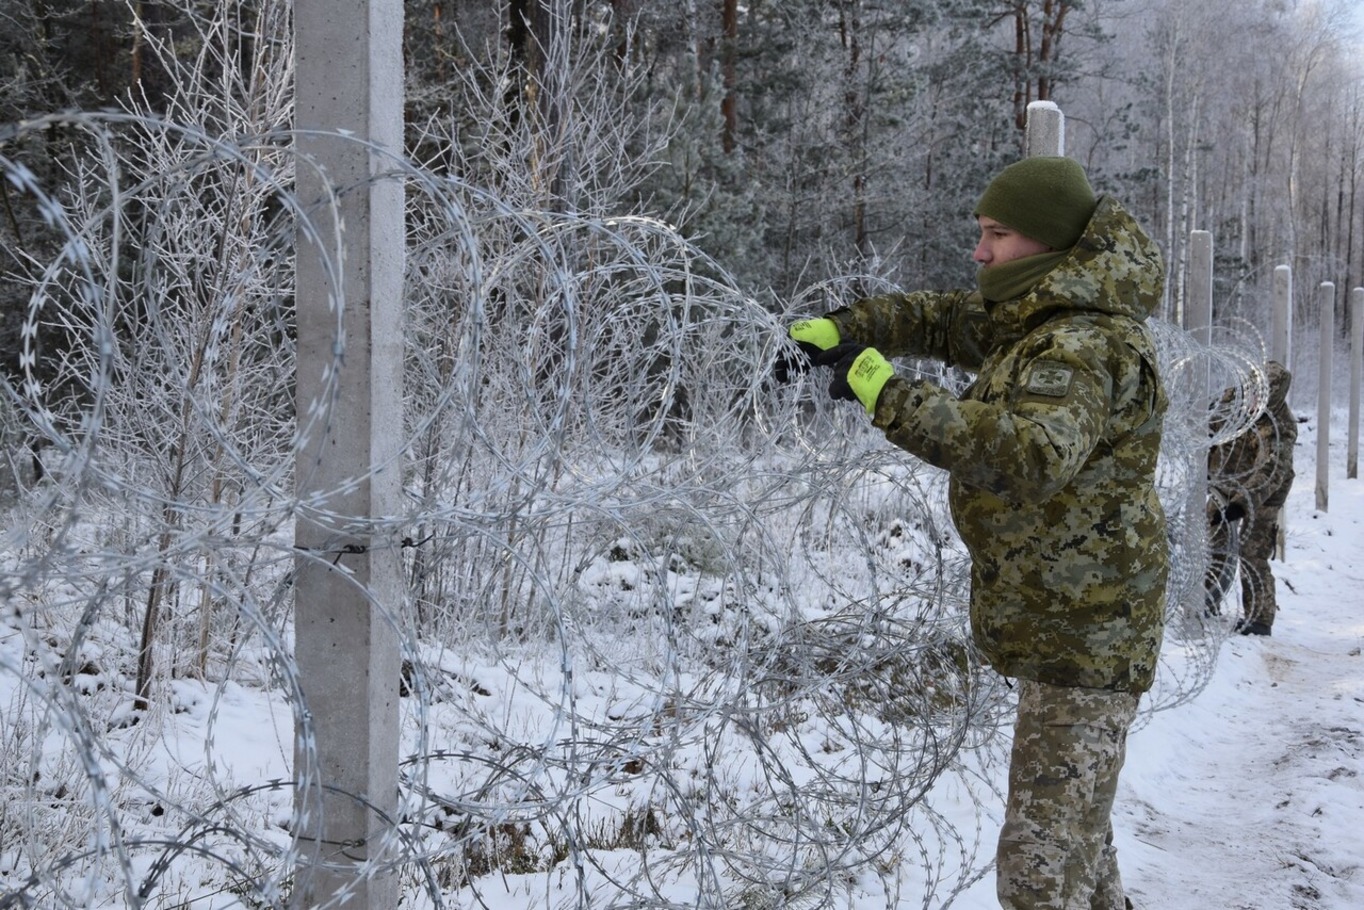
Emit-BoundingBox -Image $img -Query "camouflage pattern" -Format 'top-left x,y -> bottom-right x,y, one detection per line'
1203,515 -> 1239,615
997,680 -> 1139,910
1235,511 -> 1283,627
1207,362 -> 1296,627
827,195 -> 1169,693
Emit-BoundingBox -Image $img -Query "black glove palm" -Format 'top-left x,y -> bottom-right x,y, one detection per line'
814,343 -> 868,403
774,340 -> 826,384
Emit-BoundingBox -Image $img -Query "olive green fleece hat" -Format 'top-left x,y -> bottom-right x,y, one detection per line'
974,156 -> 1097,251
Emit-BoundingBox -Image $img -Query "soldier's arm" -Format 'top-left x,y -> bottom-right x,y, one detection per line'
825,290 -> 991,370
870,327 -> 1115,504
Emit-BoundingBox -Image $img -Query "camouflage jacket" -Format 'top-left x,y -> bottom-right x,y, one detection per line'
1209,361 -> 1296,517
827,196 -> 1169,693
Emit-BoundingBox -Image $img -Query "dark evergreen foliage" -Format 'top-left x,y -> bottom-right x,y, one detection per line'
2,0 -> 1362,365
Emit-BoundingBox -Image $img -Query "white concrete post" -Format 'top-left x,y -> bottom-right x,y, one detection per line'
1187,231 -> 1214,543
1316,282 -> 1334,512
1186,231 -> 1214,347
1025,101 -> 1065,157
293,1 -> 405,907
1349,288 -> 1362,479
1271,265 -> 1293,557
1271,265 -> 1293,369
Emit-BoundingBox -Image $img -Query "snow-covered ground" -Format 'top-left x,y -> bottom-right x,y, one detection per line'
4,409 -> 1361,910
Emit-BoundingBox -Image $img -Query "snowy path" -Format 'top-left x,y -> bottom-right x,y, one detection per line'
1118,484 -> 1364,910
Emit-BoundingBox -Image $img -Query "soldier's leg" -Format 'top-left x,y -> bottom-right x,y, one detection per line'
1203,518 -> 1237,616
1088,827 -> 1125,910
1238,512 -> 1278,630
996,680 -> 1140,910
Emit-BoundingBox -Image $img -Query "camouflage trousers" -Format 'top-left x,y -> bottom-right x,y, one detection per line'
997,680 -> 1140,910
1204,509 -> 1282,626
1236,508 -> 1281,627
1203,516 -> 1239,615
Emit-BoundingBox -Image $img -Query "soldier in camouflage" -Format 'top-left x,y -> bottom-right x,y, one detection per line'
788,156 -> 1167,909
1206,360 -> 1296,635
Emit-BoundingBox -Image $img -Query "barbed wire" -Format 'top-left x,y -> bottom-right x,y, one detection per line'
0,112 -> 1264,909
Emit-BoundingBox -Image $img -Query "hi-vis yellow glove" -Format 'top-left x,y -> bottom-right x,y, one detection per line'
816,344 -> 895,415
776,317 -> 842,383
789,317 -> 841,353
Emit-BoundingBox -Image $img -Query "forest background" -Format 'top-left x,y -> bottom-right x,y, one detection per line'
4,0 -> 1364,360
2,1 -> 1363,908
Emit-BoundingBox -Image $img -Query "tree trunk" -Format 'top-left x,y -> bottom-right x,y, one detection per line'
839,0 -> 867,258
721,0 -> 738,154
508,0 -> 568,203
130,1 -> 173,109
1008,0 -> 1072,132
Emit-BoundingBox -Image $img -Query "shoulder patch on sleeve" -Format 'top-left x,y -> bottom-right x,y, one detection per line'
1024,360 -> 1074,398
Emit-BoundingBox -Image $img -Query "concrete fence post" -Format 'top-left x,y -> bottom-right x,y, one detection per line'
1272,265 -> 1293,370
1316,282 -> 1334,512
1271,265 -> 1293,557
1349,288 -> 1362,479
293,1 -> 405,906
1187,231 -> 1214,539
1025,101 -> 1065,157
1186,231 -> 1213,347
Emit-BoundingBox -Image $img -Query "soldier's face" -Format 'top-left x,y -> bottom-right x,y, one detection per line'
973,216 -> 1052,266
